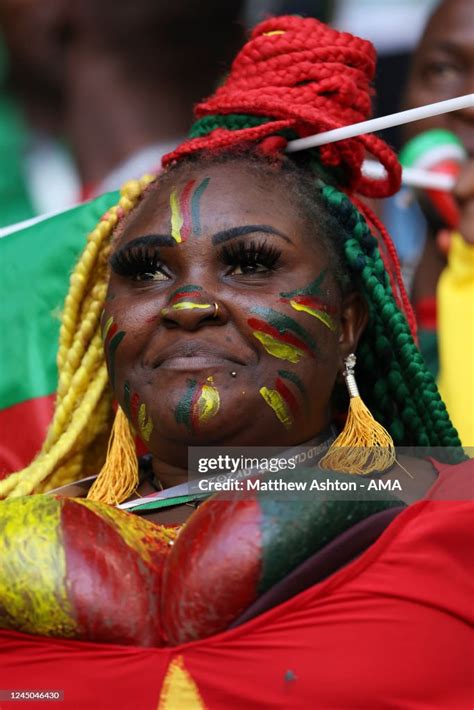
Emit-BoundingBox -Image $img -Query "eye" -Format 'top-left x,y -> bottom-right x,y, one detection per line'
221,239 -> 281,276
109,247 -> 171,282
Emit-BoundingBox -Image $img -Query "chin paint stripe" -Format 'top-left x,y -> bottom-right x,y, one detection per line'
195,381 -> 220,425
176,378 -> 220,432
191,177 -> 210,237
175,379 -> 198,431
259,386 -> 293,429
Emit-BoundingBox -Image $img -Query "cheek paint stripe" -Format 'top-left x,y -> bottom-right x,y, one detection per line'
107,331 -> 125,389
131,392 -> 140,421
281,294 -> 337,315
191,177 -> 210,236
248,318 -> 314,356
280,271 -> 327,299
138,403 -> 153,442
260,386 -> 293,429
250,307 -> 316,351
180,179 -> 196,241
170,189 -> 183,243
252,331 -> 305,363
288,300 -> 336,331
275,377 -> 299,418
278,369 -> 306,398
102,316 -> 114,342
104,322 -> 118,346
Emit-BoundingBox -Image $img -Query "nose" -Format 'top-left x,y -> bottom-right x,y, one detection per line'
160,297 -> 228,331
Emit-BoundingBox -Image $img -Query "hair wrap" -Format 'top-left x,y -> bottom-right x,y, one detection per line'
163,15 -> 401,199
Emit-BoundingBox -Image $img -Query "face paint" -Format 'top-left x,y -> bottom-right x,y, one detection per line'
170,178 -> 210,243
249,307 -> 316,363
278,369 -> 308,411
259,386 -> 293,429
126,388 -> 153,442
101,314 -> 126,389
279,272 -> 337,331
175,377 -> 220,432
161,284 -> 212,315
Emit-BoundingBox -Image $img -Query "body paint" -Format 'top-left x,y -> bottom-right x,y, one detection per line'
259,371 -> 306,429
278,369 -> 308,411
280,273 -> 337,331
170,178 -> 210,243
175,378 -> 220,432
162,284 -> 212,315
127,389 -> 154,442
101,314 -> 126,389
249,307 -> 316,363
138,403 -> 153,442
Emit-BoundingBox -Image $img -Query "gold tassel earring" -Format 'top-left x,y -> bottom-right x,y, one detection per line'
87,406 -> 139,504
319,353 -> 395,475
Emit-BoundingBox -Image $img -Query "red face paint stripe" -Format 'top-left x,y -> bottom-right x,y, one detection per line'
280,294 -> 337,314
190,383 -> 203,432
130,392 -> 140,421
275,377 -> 300,418
104,323 -> 118,346
180,180 -> 196,241
248,318 -> 313,356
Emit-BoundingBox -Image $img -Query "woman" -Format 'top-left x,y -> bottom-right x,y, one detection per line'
0,16 -> 472,710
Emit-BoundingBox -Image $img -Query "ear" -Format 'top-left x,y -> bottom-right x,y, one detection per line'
337,292 -> 368,370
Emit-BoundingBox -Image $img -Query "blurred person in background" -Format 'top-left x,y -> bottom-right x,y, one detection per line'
382,0 -> 474,445
0,0 -> 244,220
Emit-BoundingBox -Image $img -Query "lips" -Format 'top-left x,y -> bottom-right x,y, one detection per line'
149,340 -> 248,370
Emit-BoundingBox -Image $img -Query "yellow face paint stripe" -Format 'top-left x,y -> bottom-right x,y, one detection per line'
259,386 -> 293,428
0,496 -> 77,637
138,402 -> 153,442
158,655 -> 207,710
170,189 -> 183,243
289,299 -> 336,331
252,331 -> 305,363
171,302 -> 212,311
197,384 -> 220,424
102,315 -> 114,340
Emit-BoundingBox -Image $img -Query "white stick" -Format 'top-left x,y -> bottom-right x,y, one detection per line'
286,94 -> 474,152
362,160 -> 456,191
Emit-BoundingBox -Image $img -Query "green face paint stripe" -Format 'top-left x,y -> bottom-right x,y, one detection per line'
123,381 -> 131,418
250,306 -> 316,351
0,496 -> 77,637
278,370 -> 307,398
107,331 -> 125,389
191,177 -> 210,236
280,271 -> 327,299
175,379 -> 198,430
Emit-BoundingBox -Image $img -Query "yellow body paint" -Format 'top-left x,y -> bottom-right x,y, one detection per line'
158,655 -> 206,710
138,402 -> 154,442
0,496 -> 77,637
197,384 -> 220,424
259,386 -> 293,428
102,315 -> 114,340
252,331 -> 305,363
170,189 -> 184,243
289,300 -> 336,331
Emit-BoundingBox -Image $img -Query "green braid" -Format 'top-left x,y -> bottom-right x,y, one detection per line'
319,184 -> 463,458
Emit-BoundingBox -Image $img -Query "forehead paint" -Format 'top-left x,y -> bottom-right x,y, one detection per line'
175,377 -> 220,432
260,386 -> 293,429
249,307 -> 316,363
170,178 -> 210,243
101,314 -> 126,389
280,272 -> 337,331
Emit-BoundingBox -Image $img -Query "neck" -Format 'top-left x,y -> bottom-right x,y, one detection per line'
63,47 -> 192,186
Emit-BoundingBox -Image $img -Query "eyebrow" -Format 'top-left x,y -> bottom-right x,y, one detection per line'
113,234 -> 176,255
212,225 -> 293,246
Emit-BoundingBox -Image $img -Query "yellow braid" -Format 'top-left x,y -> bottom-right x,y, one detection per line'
0,175 -> 156,500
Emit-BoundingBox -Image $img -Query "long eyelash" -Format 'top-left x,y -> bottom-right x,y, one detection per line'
220,239 -> 282,270
109,246 -> 162,277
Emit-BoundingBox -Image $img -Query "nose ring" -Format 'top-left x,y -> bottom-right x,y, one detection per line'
212,302 -> 219,318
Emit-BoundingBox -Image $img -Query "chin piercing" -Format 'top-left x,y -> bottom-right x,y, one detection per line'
213,302 -> 219,318
230,371 -> 237,378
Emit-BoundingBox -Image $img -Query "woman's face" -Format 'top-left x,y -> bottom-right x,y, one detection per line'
104,162 -> 364,464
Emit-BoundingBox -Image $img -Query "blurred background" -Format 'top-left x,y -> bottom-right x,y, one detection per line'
0,0 -> 439,226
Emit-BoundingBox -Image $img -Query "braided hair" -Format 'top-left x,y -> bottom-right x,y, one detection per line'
0,16 -> 462,500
